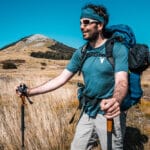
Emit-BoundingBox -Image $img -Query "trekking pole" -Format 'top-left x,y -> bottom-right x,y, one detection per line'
107,119 -> 113,150
17,84 -> 33,150
20,95 -> 25,150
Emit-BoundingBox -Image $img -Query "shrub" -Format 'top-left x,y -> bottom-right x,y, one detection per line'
2,62 -> 17,69
41,62 -> 47,66
0,59 -> 25,69
30,51 -> 72,60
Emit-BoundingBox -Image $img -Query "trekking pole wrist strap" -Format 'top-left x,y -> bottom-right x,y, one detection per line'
17,84 -> 29,97
17,84 -> 33,104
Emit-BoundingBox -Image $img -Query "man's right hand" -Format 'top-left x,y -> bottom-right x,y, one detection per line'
16,84 -> 29,97
16,84 -> 33,104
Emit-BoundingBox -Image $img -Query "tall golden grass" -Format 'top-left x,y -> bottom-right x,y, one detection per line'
0,64 -> 150,150
0,74 -> 81,150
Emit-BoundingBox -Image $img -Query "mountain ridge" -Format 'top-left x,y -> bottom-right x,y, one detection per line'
0,34 -> 75,60
0,34 -> 75,51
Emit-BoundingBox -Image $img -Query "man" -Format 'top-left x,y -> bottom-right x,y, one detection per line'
16,4 -> 128,150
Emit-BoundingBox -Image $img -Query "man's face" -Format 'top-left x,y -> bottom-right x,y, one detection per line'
80,18 -> 100,41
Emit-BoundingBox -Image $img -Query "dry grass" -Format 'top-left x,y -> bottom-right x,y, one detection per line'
0,59 -> 150,150
0,74 -> 80,150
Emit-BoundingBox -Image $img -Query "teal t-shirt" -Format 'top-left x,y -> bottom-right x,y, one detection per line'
66,42 -> 128,117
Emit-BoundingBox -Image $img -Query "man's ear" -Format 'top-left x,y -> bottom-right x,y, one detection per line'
97,23 -> 104,31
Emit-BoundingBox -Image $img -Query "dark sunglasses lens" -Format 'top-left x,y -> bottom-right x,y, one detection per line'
83,20 -> 90,25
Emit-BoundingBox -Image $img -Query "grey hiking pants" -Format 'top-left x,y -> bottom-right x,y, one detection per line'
71,112 -> 126,150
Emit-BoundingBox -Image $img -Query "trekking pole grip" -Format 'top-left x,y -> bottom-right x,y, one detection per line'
20,95 -> 26,105
107,119 -> 113,132
107,119 -> 113,150
17,84 -> 33,104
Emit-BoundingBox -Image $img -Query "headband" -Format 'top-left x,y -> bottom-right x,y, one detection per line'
80,7 -> 104,23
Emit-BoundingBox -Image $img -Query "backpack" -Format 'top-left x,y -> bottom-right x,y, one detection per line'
78,24 -> 150,111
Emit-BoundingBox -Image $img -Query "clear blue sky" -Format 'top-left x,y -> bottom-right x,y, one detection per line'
0,0 -> 150,49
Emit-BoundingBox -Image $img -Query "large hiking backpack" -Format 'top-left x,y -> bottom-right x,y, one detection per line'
78,24 -> 150,111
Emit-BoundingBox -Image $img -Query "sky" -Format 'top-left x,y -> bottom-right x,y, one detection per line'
0,0 -> 150,49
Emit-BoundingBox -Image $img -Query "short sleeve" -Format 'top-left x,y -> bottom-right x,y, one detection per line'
113,42 -> 129,72
66,49 -> 81,73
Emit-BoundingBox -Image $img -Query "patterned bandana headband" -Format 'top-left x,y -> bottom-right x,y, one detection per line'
80,7 -> 104,23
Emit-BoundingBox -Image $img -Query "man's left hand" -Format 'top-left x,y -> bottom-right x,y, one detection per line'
100,98 -> 120,119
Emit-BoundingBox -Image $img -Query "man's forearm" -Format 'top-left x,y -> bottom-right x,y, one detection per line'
27,80 -> 54,96
113,80 -> 128,104
27,69 -> 74,97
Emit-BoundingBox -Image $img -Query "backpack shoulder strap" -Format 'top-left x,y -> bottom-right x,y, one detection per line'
78,40 -> 116,75
78,43 -> 89,75
105,38 -> 116,67
105,36 -> 128,68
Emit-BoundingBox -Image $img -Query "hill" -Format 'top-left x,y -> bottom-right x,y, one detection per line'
0,34 -> 75,60
0,34 -> 76,76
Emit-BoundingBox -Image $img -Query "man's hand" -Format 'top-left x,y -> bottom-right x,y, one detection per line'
16,84 -> 28,97
16,84 -> 33,104
100,98 -> 120,119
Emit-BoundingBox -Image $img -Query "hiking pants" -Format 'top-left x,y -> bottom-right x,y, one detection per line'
71,112 -> 126,150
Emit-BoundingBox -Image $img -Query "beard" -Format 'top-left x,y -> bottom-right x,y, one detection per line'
82,31 -> 99,42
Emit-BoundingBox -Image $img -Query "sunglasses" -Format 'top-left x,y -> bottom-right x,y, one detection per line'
80,19 -> 98,25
